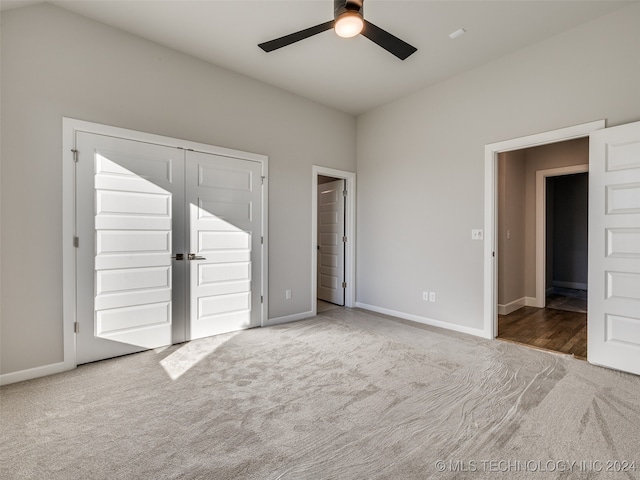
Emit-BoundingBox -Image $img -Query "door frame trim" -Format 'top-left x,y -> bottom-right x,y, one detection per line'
535,164 -> 589,309
63,117 -> 268,369
483,120 -> 605,339
311,166 -> 356,314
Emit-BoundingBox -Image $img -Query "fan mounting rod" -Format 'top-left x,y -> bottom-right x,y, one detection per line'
334,0 -> 363,18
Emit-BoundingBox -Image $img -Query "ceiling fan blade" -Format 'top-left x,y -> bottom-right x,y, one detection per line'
259,21 -> 335,52
361,20 -> 417,60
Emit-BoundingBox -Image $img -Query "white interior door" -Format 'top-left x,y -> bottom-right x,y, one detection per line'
76,132 -> 185,364
186,151 -> 263,340
588,121 -> 640,375
317,179 -> 345,305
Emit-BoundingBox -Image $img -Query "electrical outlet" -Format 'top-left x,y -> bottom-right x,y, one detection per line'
471,229 -> 484,240
423,291 -> 429,301
429,292 -> 436,302
285,289 -> 292,300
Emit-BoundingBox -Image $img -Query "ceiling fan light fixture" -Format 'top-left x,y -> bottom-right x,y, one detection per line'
334,11 -> 364,38
258,0 -> 417,60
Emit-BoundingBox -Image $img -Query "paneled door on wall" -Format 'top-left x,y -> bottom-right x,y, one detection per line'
187,151 -> 263,339
588,121 -> 640,376
317,179 -> 345,306
75,132 -> 265,365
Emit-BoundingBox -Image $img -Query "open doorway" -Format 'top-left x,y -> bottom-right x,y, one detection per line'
311,166 -> 356,316
317,175 -> 346,313
545,172 -> 588,313
496,138 -> 588,358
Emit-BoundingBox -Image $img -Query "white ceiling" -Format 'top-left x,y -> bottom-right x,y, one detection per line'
2,0 -> 634,115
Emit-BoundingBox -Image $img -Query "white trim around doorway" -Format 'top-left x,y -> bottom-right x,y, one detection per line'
483,120 -> 605,339
311,166 -> 356,316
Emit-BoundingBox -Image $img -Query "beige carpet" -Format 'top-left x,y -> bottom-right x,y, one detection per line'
2,308 -> 640,479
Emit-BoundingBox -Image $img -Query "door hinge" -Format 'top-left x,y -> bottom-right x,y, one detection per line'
73,236 -> 79,248
343,190 -> 347,197
71,149 -> 78,163
342,236 -> 347,243
261,176 -> 266,185
342,281 -> 347,289
261,236 -> 264,245
261,295 -> 264,303
74,322 -> 79,333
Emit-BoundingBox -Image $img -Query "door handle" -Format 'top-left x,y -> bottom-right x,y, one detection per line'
171,253 -> 184,260
188,253 -> 206,261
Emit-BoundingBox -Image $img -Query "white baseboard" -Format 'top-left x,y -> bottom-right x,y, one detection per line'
525,297 -> 539,307
0,361 -> 73,386
552,281 -> 588,290
3,311 -> 317,385
497,297 -> 526,315
498,296 -> 540,314
265,310 -> 315,327
355,302 -> 491,339
1,301 -> 499,385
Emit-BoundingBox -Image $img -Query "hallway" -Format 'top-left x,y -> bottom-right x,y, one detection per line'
498,291 -> 587,359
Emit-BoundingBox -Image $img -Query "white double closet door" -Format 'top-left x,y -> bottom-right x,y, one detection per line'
76,132 -> 264,364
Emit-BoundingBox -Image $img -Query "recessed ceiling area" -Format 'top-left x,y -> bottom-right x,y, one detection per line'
1,0 -> 634,115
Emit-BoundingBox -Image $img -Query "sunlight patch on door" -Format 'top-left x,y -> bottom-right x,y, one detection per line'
94,151 -> 173,349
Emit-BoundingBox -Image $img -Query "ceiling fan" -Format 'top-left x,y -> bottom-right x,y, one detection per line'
258,0 -> 417,61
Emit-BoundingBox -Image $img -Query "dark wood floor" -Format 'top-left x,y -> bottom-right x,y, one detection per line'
498,306 -> 587,359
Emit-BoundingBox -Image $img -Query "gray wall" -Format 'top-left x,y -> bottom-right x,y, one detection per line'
356,3 -> 640,331
0,4 -> 356,375
498,150 -> 526,306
